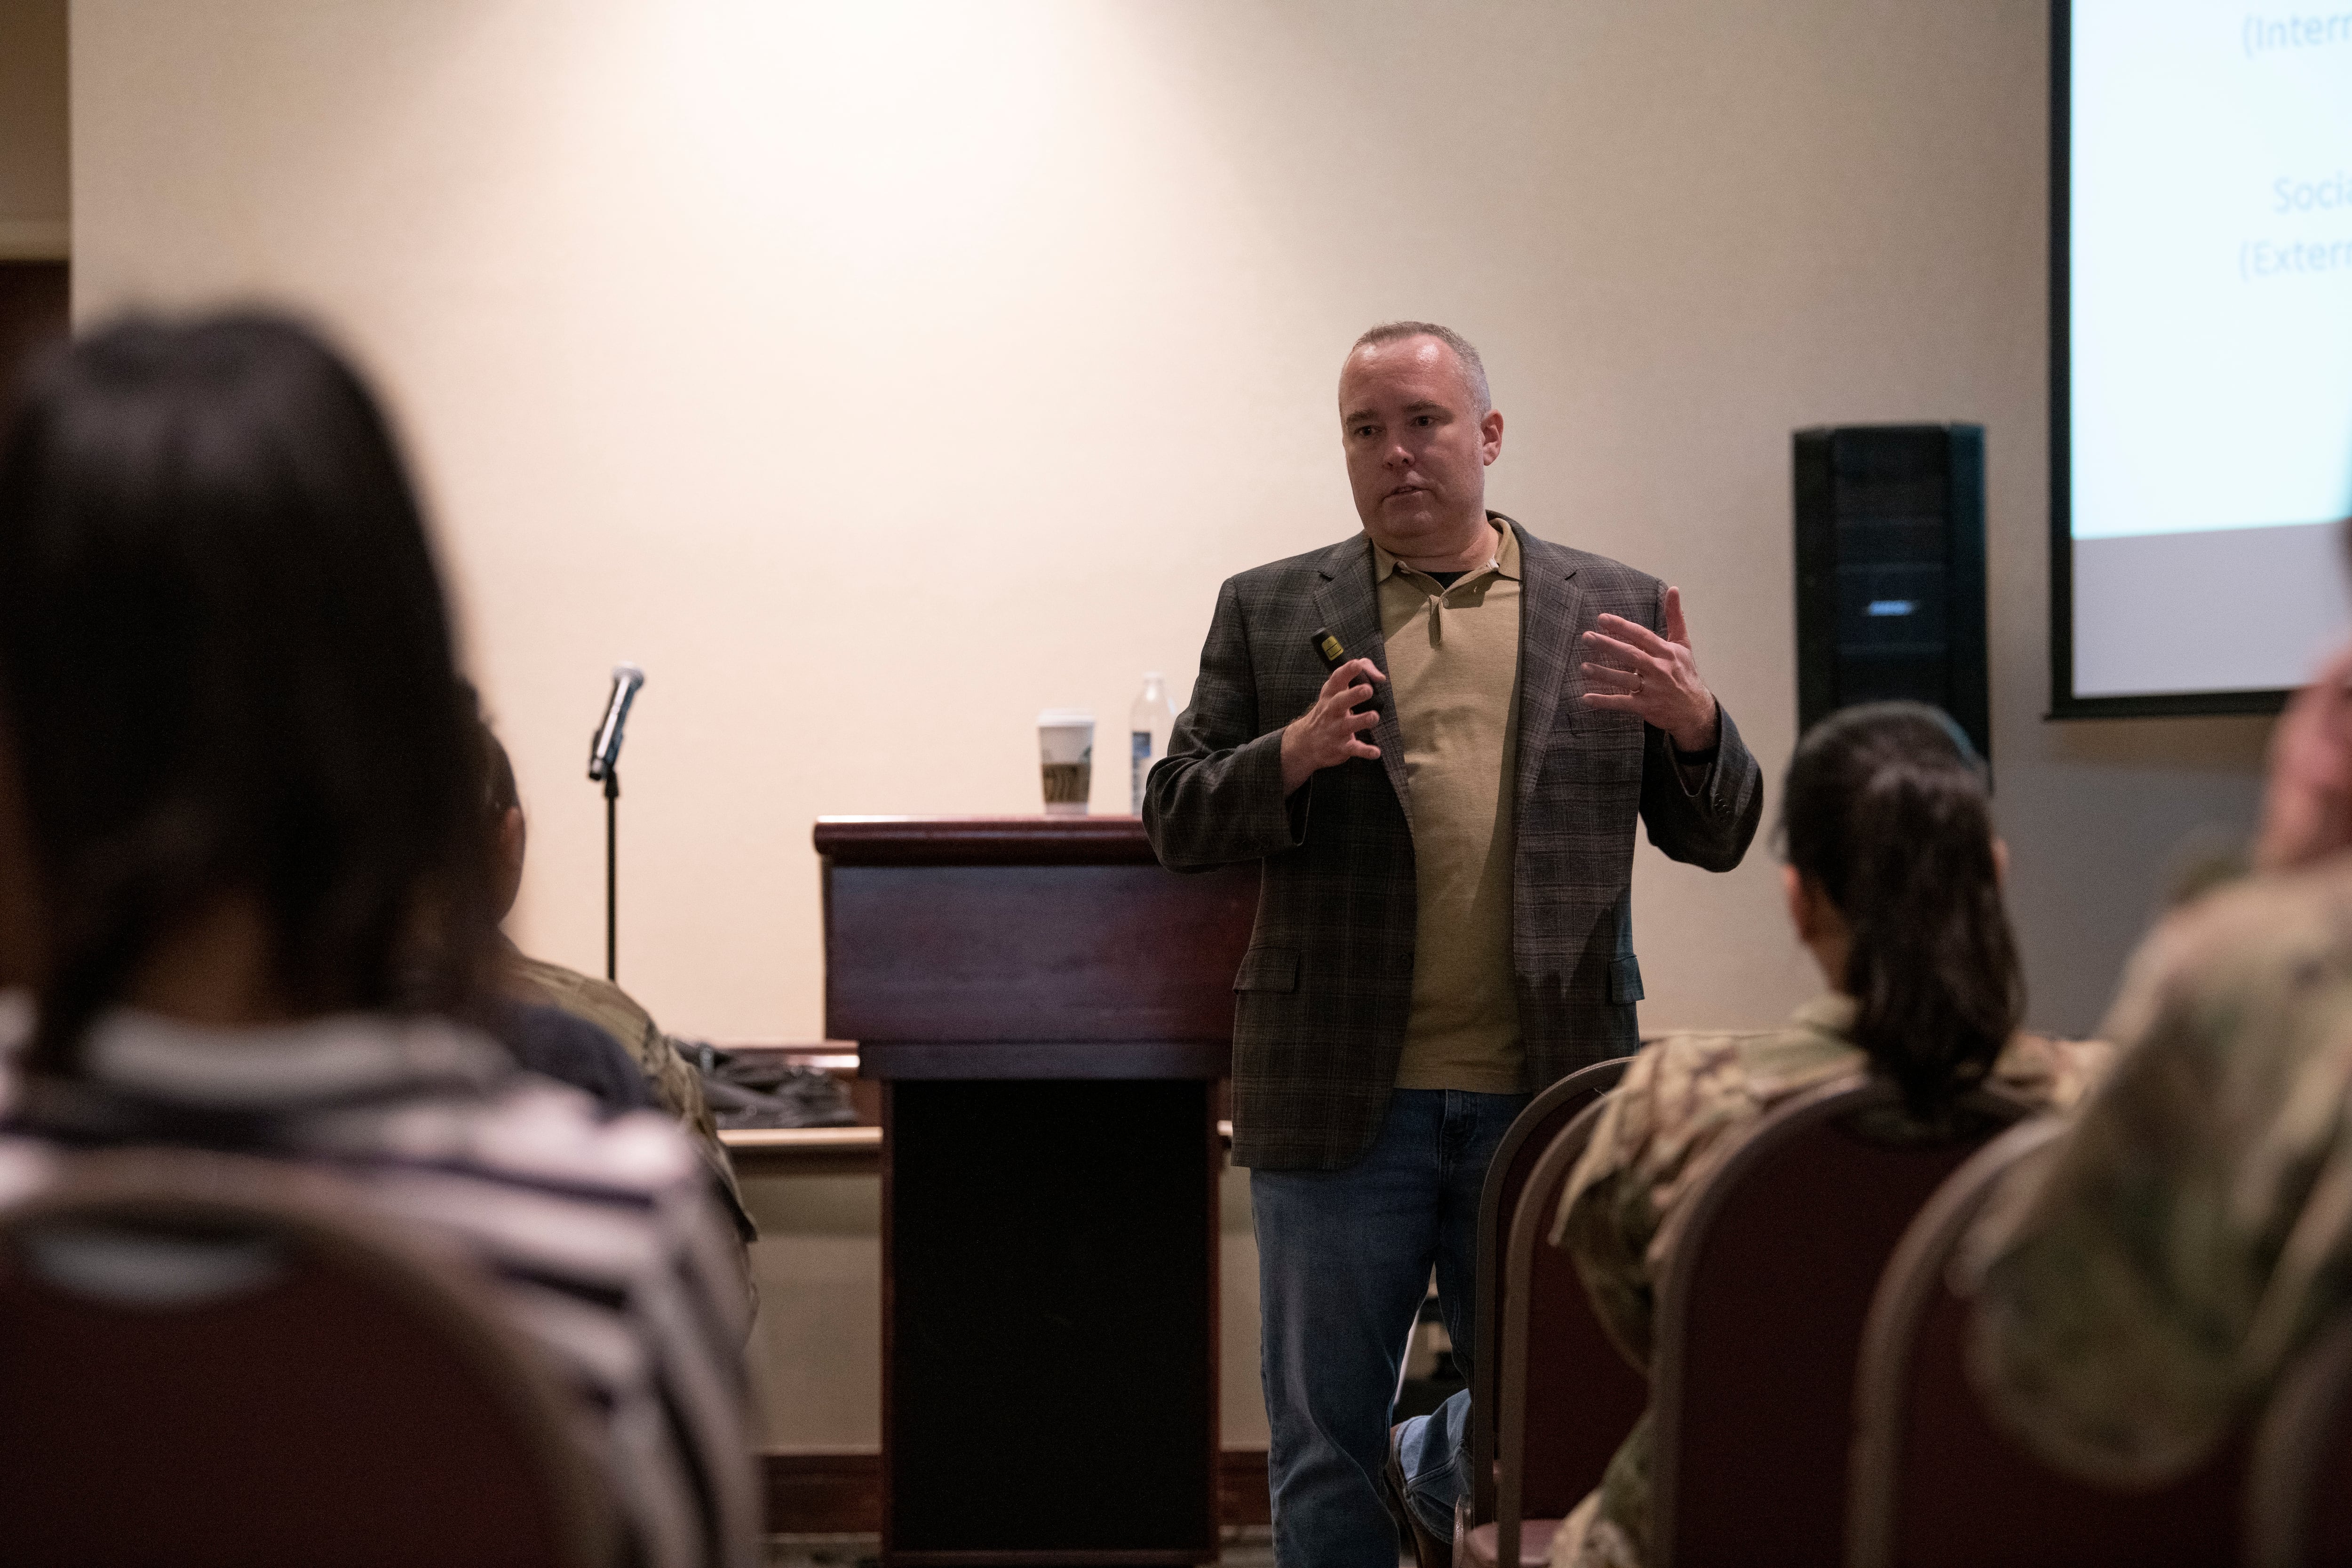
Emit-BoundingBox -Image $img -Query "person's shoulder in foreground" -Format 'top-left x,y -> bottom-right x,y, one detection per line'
1965,850 -> 2352,1487
508,951 -> 707,1127
506,950 -> 759,1248
504,993 -> 663,1115
0,1000 -> 761,1568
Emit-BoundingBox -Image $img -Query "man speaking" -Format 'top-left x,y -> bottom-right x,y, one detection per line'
1143,322 -> 1762,1565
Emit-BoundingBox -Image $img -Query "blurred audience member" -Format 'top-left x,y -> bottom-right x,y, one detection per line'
471,706 -> 754,1242
1967,634 -> 2352,1487
1546,703 -> 2105,1568
0,314 -> 757,1568
501,979 -> 662,1118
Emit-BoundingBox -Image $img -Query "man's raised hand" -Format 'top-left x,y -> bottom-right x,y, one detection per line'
1578,585 -> 1721,753
1281,657 -> 1385,796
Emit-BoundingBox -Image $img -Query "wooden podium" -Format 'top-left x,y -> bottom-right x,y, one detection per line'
815,816 -> 1258,1566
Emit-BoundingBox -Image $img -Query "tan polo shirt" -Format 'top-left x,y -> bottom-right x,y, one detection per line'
1377,516 -> 1524,1093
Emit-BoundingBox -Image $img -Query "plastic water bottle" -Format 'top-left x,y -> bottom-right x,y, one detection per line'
1129,672 -> 1175,814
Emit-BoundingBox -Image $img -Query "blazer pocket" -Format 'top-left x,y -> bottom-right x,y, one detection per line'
1234,946 -> 1300,993
1609,954 -> 1645,1005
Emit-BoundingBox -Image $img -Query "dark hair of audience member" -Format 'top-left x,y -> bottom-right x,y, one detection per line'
0,313 -> 494,1073
460,680 -> 521,826
1777,701 -> 2021,1117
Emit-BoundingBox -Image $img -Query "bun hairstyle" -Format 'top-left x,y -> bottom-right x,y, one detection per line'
1778,701 -> 2021,1117
0,314 -> 492,1073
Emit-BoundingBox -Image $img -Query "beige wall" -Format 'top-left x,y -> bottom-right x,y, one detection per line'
68,0 -> 2273,1046
0,0 -> 68,257
64,0 -> 2287,1460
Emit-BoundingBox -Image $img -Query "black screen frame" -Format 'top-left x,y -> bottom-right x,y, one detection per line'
2046,0 -> 2290,720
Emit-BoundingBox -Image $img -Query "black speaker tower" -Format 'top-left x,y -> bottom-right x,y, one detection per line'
1794,424 -> 1989,764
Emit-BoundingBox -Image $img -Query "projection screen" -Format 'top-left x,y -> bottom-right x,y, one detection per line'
2053,0 -> 2352,716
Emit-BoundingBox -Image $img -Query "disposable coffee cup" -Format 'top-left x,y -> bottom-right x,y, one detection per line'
1038,709 -> 1095,816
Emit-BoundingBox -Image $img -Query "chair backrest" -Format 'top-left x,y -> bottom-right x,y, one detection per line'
1469,1057 -> 1635,1528
1649,1076 -> 2024,1568
1488,1075 -> 1653,1568
1848,1117 -> 2244,1568
2249,1315 -> 2352,1568
0,1147 -> 617,1568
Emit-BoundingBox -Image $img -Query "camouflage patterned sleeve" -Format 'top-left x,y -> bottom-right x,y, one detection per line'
1965,869 -> 2352,1486
1553,1043 -> 1673,1370
641,1026 -> 721,1148
652,1030 -> 756,1244
1986,1032 -> 2113,1112
1550,1033 -> 1778,1371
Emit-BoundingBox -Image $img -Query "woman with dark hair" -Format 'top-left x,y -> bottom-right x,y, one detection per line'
1541,701 -> 2107,1568
0,314 -> 757,1568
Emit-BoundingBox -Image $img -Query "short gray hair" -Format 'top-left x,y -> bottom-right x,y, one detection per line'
1347,320 -> 1491,414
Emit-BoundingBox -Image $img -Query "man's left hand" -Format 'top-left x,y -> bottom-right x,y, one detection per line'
1579,586 -> 1720,754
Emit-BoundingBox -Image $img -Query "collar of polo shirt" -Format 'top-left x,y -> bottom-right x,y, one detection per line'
1372,513 -> 1521,593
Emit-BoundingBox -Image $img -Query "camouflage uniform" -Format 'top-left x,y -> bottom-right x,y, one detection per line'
1966,858 -> 2352,1486
505,949 -> 756,1245
1544,995 -> 2106,1568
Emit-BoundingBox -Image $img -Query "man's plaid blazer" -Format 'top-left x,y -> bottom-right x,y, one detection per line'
1144,515 -> 1763,1171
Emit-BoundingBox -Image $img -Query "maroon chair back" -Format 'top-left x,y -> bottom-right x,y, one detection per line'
1851,1119 -> 2243,1568
2249,1314 -> 2352,1568
1468,1057 -> 1637,1530
0,1149 -> 616,1568
1649,1078 -> 2023,1568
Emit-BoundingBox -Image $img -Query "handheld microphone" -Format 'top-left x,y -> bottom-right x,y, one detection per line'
588,663 -> 645,782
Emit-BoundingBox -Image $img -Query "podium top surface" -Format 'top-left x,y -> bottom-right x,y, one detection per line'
816,815 -> 1257,1065
814,815 -> 1161,868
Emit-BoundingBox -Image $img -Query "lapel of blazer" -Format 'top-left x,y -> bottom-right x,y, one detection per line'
1311,533 -> 1413,815
1508,515 -> 1586,820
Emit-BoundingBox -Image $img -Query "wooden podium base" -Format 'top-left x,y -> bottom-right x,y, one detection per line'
885,1079 -> 1218,1564
816,817 -> 1255,1568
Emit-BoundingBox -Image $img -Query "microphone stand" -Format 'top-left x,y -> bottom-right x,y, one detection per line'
604,765 -> 620,982
588,661 -> 644,986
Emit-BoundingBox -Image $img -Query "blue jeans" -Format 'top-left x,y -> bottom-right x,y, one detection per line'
1251,1088 -> 1531,1567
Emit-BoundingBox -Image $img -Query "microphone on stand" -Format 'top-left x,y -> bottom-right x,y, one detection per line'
588,662 -> 645,782
588,662 -> 644,982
